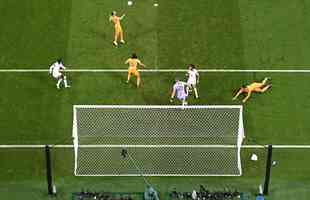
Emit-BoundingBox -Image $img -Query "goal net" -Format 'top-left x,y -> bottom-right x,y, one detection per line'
73,105 -> 245,176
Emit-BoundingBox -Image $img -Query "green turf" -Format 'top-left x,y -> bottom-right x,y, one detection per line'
1,73 -> 310,145
0,0 -> 72,68
0,0 -> 310,199
2,0 -> 310,69
239,0 -> 310,68
0,148 -> 309,199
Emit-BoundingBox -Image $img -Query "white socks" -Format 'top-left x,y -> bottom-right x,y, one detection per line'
187,86 -> 199,99
194,88 -> 199,98
64,76 -> 70,88
56,76 -> 70,89
56,79 -> 63,89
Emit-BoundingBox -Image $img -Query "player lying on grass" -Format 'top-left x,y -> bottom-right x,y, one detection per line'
109,11 -> 125,46
49,59 -> 70,89
170,78 -> 189,106
232,77 -> 271,103
125,53 -> 145,87
186,64 -> 199,99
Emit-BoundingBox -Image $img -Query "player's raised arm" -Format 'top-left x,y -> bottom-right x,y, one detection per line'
232,88 -> 243,100
170,88 -> 176,102
49,64 -> 54,75
60,62 -> 66,70
196,71 -> 200,84
125,59 -> 130,64
120,14 -> 125,20
137,59 -> 145,68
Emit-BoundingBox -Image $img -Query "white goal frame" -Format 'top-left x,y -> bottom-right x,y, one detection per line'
72,105 -> 245,176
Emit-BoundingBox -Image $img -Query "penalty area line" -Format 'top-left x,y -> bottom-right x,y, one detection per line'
1,69 -> 310,73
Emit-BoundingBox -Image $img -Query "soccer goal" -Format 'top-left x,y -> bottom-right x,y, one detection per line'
73,105 -> 245,176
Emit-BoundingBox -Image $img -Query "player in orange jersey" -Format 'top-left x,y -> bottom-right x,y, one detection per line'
233,77 -> 272,103
125,53 -> 145,87
109,11 -> 125,46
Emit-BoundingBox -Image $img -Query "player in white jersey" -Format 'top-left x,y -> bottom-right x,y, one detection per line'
186,64 -> 199,98
49,59 -> 70,89
170,78 -> 189,106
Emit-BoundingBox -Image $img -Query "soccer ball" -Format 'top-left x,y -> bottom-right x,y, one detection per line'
128,1 -> 133,6
250,153 -> 258,161
154,3 -> 159,7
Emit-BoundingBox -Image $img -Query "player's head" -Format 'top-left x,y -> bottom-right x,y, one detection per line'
111,11 -> 116,16
57,58 -> 63,64
131,53 -> 138,59
174,77 -> 180,83
188,64 -> 195,70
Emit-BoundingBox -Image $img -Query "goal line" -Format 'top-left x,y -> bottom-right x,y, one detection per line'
1,68 -> 310,73
0,144 -> 309,148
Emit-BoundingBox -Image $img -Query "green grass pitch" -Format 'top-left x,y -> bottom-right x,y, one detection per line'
0,0 -> 310,199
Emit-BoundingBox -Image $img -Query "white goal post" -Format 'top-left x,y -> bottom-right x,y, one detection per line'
73,105 -> 245,176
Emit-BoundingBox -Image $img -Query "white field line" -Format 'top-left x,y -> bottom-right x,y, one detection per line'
75,174 -> 241,177
1,68 -> 310,73
0,144 -> 310,148
74,105 -> 242,109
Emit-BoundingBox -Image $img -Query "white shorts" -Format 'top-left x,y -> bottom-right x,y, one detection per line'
187,78 -> 197,86
52,71 -> 62,79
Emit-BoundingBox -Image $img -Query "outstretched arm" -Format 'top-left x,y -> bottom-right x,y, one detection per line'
196,72 -> 200,84
242,91 -> 252,103
170,88 -> 176,102
49,65 -> 54,74
60,62 -> 66,70
120,14 -> 125,20
138,60 -> 145,68
232,89 -> 243,100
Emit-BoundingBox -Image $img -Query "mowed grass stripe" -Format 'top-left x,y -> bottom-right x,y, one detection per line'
0,73 -> 310,145
0,0 -> 73,68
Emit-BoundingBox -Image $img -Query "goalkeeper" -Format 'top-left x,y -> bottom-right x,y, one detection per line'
232,77 -> 271,103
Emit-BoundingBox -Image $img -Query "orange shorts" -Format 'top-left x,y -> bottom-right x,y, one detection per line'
128,67 -> 140,77
115,25 -> 123,34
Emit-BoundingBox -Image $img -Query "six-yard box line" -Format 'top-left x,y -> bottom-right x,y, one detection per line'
1,68 -> 310,73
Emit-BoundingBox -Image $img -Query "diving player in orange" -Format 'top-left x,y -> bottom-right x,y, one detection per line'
125,53 -> 145,87
233,77 -> 272,103
109,11 -> 125,46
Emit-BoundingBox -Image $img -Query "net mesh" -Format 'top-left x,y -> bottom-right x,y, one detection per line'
73,105 -> 244,176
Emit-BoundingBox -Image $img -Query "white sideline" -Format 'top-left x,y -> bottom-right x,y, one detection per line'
1,68 -> 310,73
0,144 -> 310,148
